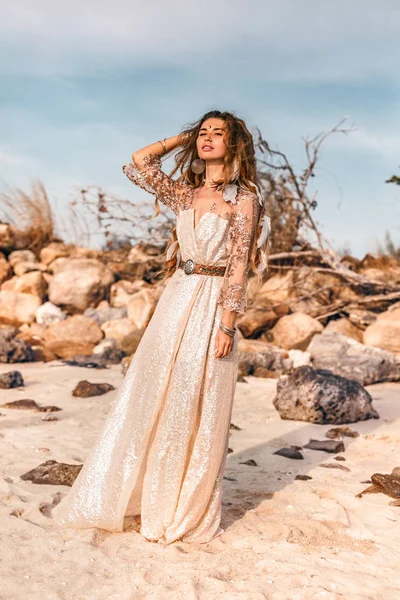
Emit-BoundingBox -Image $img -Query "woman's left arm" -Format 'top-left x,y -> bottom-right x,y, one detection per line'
214,192 -> 256,359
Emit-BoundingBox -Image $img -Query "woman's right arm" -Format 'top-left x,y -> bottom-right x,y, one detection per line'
122,134 -> 188,215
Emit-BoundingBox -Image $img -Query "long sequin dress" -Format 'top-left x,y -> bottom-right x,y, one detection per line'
52,153 -> 260,544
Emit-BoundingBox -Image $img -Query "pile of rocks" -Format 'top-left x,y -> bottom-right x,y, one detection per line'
1,229 -> 399,395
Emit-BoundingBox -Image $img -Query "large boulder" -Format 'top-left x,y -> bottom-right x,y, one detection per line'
0,290 -> 41,325
42,315 -> 103,359
48,258 -> 115,313
308,332 -> 400,386
0,258 -> 12,285
127,288 -> 159,329
0,326 -> 34,362
363,305 -> 400,354
236,306 -> 279,338
2,271 -> 48,301
100,318 -> 137,340
271,312 -> 323,351
109,279 -> 148,308
238,338 -> 288,378
273,365 -> 379,424
39,242 -> 72,266
8,249 -> 37,267
324,317 -> 363,342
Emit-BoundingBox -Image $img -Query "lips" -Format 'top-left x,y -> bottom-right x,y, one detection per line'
202,145 -> 214,150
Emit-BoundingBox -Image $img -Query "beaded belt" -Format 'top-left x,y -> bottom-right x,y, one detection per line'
179,258 -> 226,276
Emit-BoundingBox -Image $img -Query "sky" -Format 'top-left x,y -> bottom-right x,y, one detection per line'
0,0 -> 399,257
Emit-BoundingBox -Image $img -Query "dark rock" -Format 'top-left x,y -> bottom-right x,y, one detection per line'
273,446 -> 304,460
20,460 -> 82,486
1,399 -> 61,412
0,370 -> 24,388
227,447 -> 233,453
72,380 -> 115,397
334,456 -> 346,461
0,326 -> 34,363
357,468 -> 400,500
319,462 -> 350,472
239,459 -> 258,466
295,474 -> 312,481
273,365 -> 379,424
62,355 -> 110,368
326,426 -> 359,439
304,439 -> 345,453
308,332 -> 400,386
230,423 -> 242,430
224,476 -> 237,481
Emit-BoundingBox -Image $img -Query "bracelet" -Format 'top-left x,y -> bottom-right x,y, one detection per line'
158,138 -> 167,153
219,323 -> 236,337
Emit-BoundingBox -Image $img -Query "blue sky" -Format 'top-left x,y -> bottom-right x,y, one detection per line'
0,0 -> 399,257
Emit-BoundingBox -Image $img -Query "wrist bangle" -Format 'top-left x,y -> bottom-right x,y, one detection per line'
158,138 -> 167,153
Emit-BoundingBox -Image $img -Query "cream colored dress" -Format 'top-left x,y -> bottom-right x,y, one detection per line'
52,153 -> 260,544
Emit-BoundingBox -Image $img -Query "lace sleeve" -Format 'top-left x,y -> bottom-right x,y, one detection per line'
122,153 -> 183,215
216,190 -> 258,315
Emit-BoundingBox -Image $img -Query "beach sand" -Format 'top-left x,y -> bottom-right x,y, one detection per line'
1,361 -> 399,599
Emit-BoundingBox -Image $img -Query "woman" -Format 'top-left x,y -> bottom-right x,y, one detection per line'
52,110 -> 270,545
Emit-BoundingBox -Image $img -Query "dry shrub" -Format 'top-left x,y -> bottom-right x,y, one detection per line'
0,179 -> 57,255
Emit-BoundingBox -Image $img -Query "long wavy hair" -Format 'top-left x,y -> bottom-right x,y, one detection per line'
152,110 -> 269,287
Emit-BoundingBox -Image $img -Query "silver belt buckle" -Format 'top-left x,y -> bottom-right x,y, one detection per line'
183,258 -> 195,275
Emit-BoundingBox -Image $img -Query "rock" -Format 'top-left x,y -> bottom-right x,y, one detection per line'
238,339 -> 287,378
326,426 -> 359,439
39,242 -> 71,265
238,459 -> 258,466
308,332 -> 400,385
13,262 -> 47,277
31,345 -> 58,362
127,288 -> 159,329
334,456 -> 346,461
363,306 -> 400,354
273,446 -> 304,460
8,250 -> 37,267
0,399 -> 61,411
20,460 -> 82,486
0,370 -> 24,388
84,306 -> 127,326
100,318 -> 137,341
230,423 -> 242,430
295,474 -> 312,481
271,313 -> 323,351
2,271 -> 47,301
121,354 -> 134,375
324,318 -> 363,343
116,329 -> 145,356
0,326 -> 34,362
0,224 -> 15,251
357,468 -> 400,500
42,315 -> 103,359
62,355 -> 110,368
319,463 -> 350,471
72,380 -> 115,397
36,301 -> 67,326
254,272 -> 294,304
303,439 -> 345,453
110,279 -> 147,308
0,259 -> 12,285
236,307 -> 279,338
287,349 -> 311,369
48,258 -> 115,313
0,290 -> 41,325
273,365 -> 379,424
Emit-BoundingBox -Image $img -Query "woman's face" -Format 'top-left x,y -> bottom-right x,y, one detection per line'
196,117 -> 227,161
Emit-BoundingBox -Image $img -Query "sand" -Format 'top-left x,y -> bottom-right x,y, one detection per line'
1,361 -> 400,600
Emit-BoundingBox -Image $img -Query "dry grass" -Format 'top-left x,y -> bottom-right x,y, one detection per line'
0,179 -> 57,255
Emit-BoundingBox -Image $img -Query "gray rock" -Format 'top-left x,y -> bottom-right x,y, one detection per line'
0,326 -> 34,363
304,439 -> 345,453
84,306 -> 127,326
308,332 -> 400,385
273,446 -> 304,460
273,365 -> 379,424
0,370 -> 24,388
